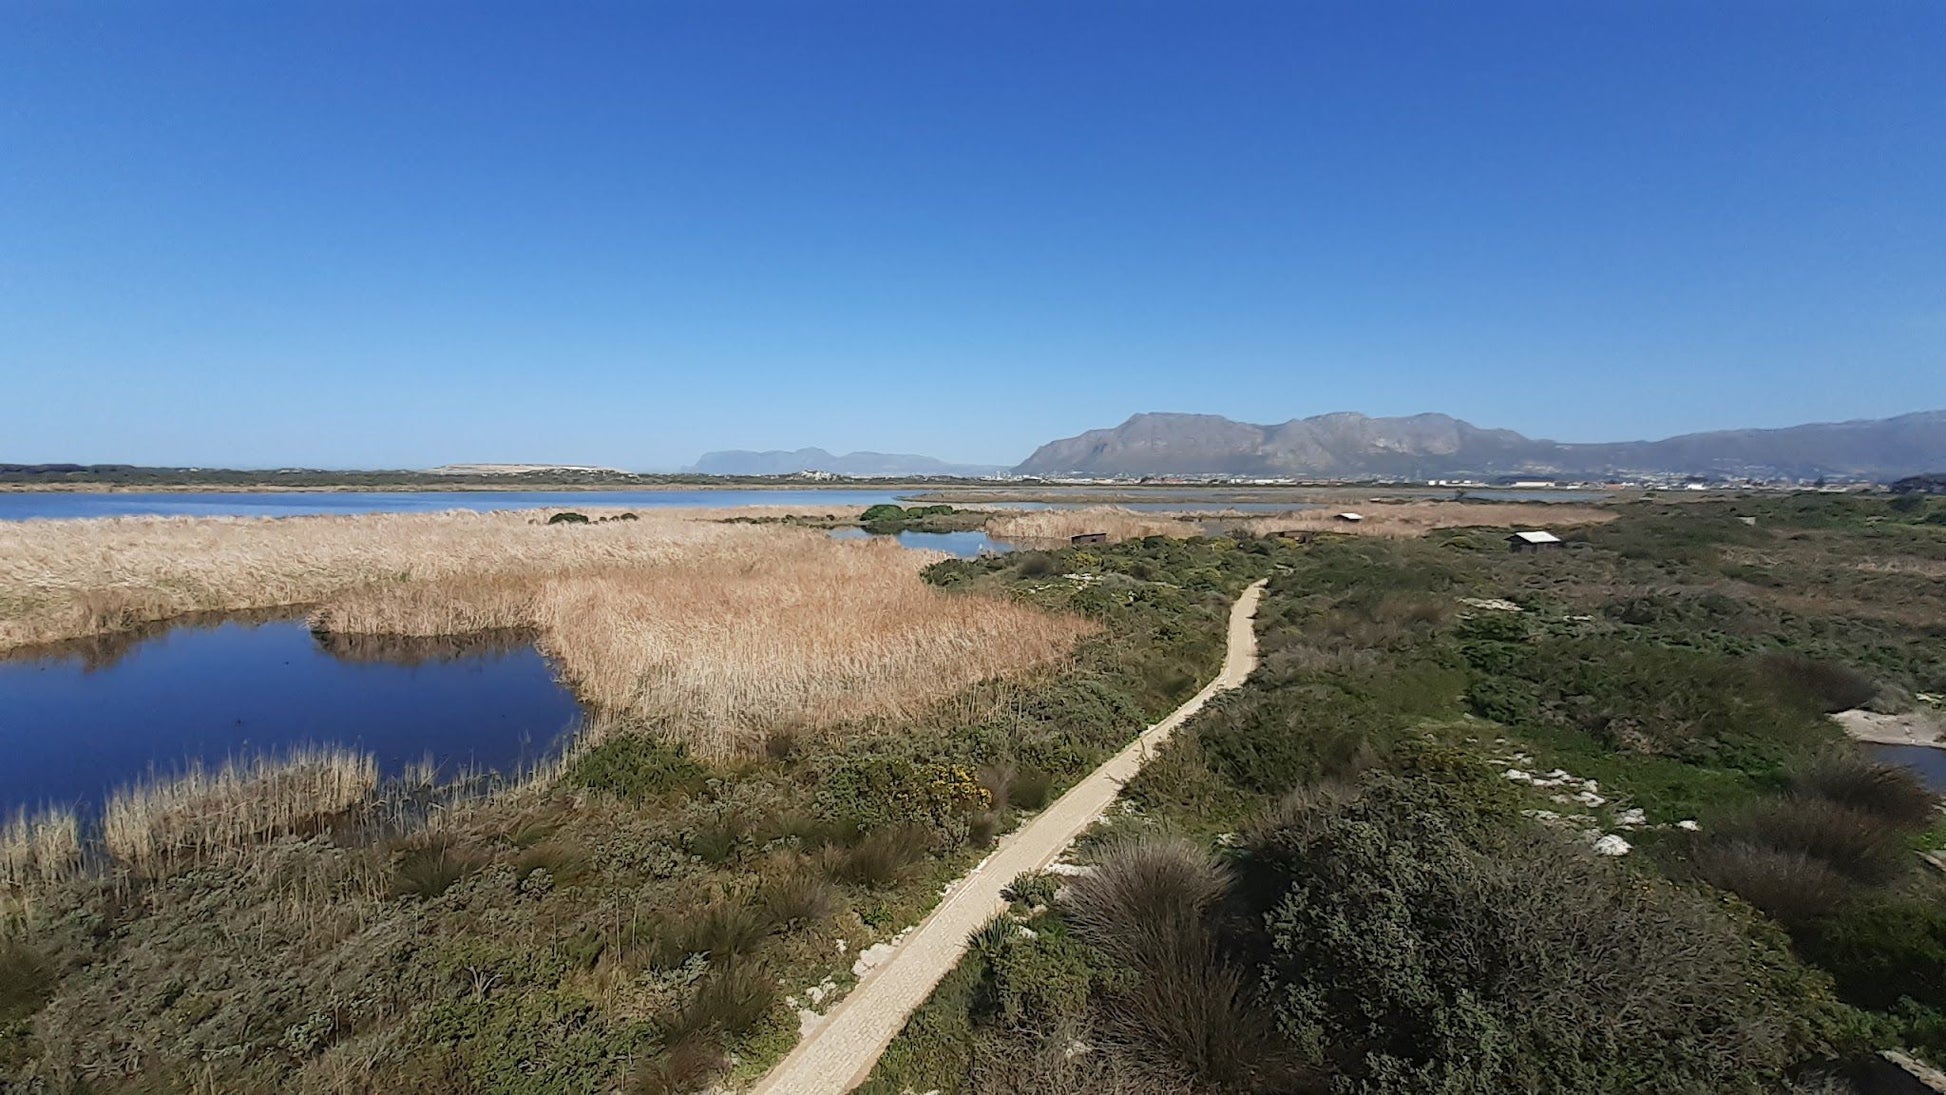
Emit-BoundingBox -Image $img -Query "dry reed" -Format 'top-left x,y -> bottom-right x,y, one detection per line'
1,807 -> 82,891
318,535 -> 1096,755
0,508 -> 747,650
1243,501 -> 1615,539
4,509 -> 1097,756
102,747 -> 379,874
984,506 -> 1198,546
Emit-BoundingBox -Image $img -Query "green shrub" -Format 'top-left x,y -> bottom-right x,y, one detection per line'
668,962 -> 777,1038
390,836 -> 487,899
629,1036 -> 726,1095
1065,838 -> 1296,1088
1001,871 -> 1059,910
547,511 -> 590,525
1249,773 -> 1816,1093
1712,798 -> 1912,886
1789,753 -> 1938,828
1014,551 -> 1057,578
566,736 -> 708,802
1758,653 -> 1880,713
0,940 -> 54,1026
823,826 -> 928,888
1691,840 -> 1857,927
1798,895 -> 1946,1012
759,874 -> 838,929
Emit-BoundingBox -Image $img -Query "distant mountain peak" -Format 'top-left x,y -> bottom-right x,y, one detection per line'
1014,410 -> 1946,480
689,448 -> 1005,478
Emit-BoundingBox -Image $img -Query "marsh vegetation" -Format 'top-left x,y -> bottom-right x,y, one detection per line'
868,492 -> 1946,1095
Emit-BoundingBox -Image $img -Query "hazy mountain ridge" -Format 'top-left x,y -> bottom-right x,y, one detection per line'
690,448 -> 1007,478
1015,411 -> 1946,480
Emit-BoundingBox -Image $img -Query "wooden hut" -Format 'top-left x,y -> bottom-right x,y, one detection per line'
1070,532 -> 1109,545
1506,530 -> 1564,553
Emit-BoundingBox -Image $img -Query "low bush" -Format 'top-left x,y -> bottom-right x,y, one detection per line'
668,962 -> 777,1038
824,826 -> 928,888
759,873 -> 838,929
1789,753 -> 1939,828
1691,840 -> 1858,927
1711,798 -> 1912,886
1065,839 -> 1298,1089
0,939 -> 55,1026
1797,894 -> 1946,1012
546,511 -> 590,525
1249,773 -> 1820,1093
565,735 -> 709,802
674,899 -> 771,963
629,1036 -> 726,1095
1759,653 -> 1880,713
390,836 -> 487,899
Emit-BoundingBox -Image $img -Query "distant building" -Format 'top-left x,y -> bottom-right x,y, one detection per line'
1335,512 -> 1364,523
1507,530 -> 1564,553
1070,532 -> 1109,545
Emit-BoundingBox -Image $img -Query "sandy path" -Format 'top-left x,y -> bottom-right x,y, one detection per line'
748,579 -> 1269,1095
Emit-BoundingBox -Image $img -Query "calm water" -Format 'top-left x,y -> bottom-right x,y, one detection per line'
0,489 -> 909,521
1873,744 -> 1946,793
828,527 -> 1011,556
0,618 -> 582,814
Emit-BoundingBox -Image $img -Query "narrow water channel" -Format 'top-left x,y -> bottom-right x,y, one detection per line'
0,617 -> 582,815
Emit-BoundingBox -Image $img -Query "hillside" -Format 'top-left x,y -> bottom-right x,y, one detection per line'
690,448 -> 1005,478
1014,410 -> 1946,480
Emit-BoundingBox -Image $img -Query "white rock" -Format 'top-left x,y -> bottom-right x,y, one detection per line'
1592,834 -> 1632,856
1676,819 -> 1701,831
852,942 -> 896,978
1504,768 -> 1533,783
1616,808 -> 1647,828
1045,862 -> 1095,876
1574,790 -> 1607,808
835,939 -> 847,954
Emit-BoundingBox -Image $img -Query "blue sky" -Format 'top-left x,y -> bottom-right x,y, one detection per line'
3,1 -> 1942,469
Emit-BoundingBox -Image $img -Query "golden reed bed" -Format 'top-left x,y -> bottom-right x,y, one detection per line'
983,505 -> 1198,545
0,509 -> 1095,754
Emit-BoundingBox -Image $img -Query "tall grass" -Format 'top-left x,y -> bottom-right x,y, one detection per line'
322,536 -> 1096,756
0,508 -> 755,650
984,506 -> 1198,545
1,807 -> 82,927
102,747 -> 378,875
2,510 -> 1097,755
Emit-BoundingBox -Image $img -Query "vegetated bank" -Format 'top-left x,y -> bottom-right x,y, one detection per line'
0,531 -> 1290,1092
866,491 -> 1946,1095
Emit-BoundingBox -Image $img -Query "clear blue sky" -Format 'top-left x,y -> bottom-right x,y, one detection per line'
3,2 -> 1942,469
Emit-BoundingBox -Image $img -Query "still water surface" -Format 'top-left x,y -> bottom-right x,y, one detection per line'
0,489 -> 907,521
827,528 -> 1011,556
0,618 -> 582,814
1873,744 -> 1946,793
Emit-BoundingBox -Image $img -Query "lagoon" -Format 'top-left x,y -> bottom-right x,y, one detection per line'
0,617 -> 582,815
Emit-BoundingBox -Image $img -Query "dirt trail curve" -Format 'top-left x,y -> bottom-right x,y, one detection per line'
749,579 -> 1269,1095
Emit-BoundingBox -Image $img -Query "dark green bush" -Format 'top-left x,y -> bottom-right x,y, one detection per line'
1789,753 -> 1939,828
1711,798 -> 1912,886
547,511 -> 590,525
1014,551 -> 1057,578
0,940 -> 55,1026
1249,774 -> 1816,1093
1758,653 -> 1880,714
1691,840 -> 1857,927
565,736 -> 708,802
668,962 -> 777,1037
1798,895 -> 1946,1012
824,826 -> 928,888
390,836 -> 486,899
759,874 -> 838,928
1065,839 -> 1297,1088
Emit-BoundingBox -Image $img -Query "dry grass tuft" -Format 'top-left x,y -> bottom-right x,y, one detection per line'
2,807 -> 82,926
1246,500 -> 1615,539
984,506 -> 1198,546
102,747 -> 378,875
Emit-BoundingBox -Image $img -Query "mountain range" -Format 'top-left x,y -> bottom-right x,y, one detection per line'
1013,410 -> 1946,480
688,448 -> 1007,478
